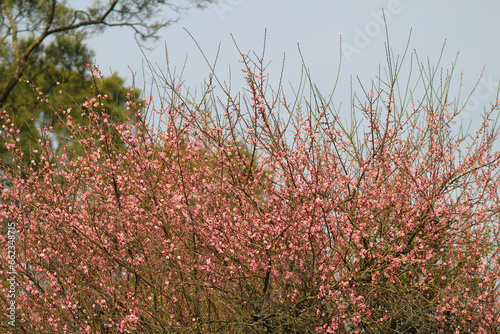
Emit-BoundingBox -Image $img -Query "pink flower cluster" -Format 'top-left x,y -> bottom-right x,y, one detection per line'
1,50 -> 500,333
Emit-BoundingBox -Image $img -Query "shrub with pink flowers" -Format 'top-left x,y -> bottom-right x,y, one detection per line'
1,43 -> 500,333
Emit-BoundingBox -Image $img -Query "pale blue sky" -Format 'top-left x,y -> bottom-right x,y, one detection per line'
82,0 -> 500,133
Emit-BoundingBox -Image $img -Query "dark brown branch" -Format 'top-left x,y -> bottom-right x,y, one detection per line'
45,0 -> 119,35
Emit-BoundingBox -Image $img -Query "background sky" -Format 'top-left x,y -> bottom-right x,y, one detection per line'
80,0 -> 500,137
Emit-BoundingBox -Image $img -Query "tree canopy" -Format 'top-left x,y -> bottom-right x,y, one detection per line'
0,0 -> 215,165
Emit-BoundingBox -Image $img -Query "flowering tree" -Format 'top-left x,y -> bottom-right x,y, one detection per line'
1,42 -> 500,333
